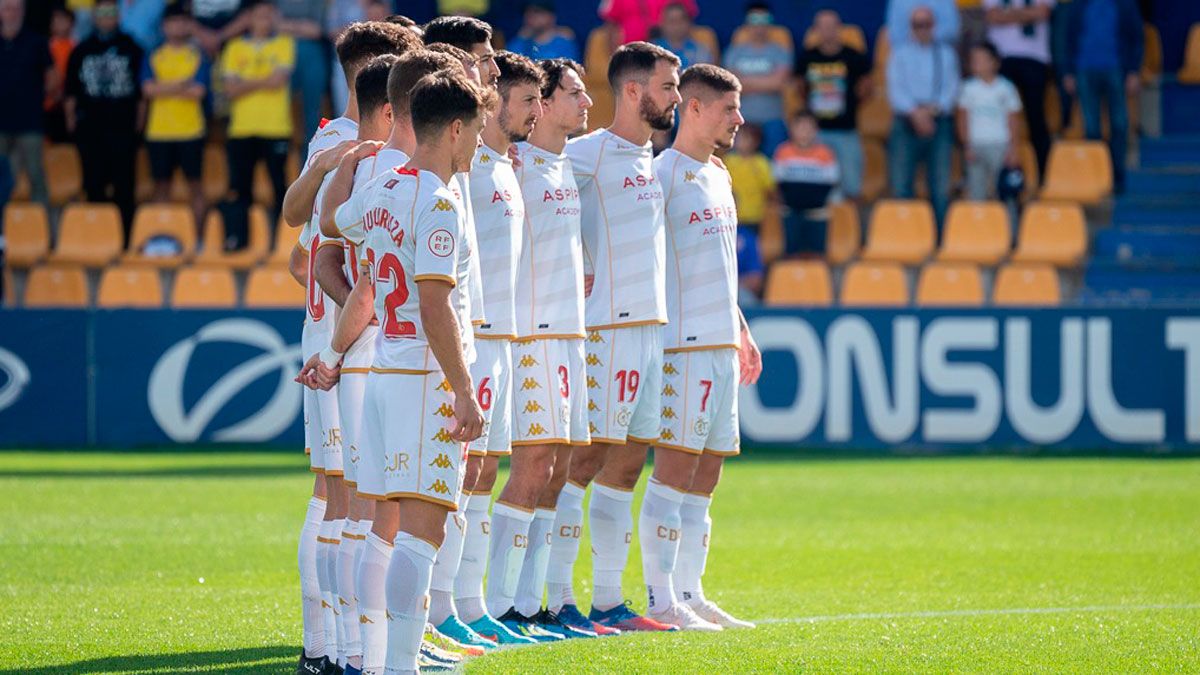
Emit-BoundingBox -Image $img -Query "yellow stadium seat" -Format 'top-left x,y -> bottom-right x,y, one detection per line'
1040,141 -> 1112,204
245,265 -> 306,308
4,203 -> 49,268
97,265 -> 164,308
1017,141 -> 1040,202
1011,201 -> 1088,267
49,203 -> 125,268
1142,24 -> 1162,82
992,263 -> 1060,306
45,144 -> 83,206
731,25 -> 794,53
124,204 -> 197,267
764,259 -> 833,306
862,138 -> 888,202
195,207 -> 271,269
1179,23 -> 1200,84
692,26 -> 720,62
915,262 -> 984,307
825,201 -> 861,265
802,24 -> 867,52
583,25 -> 618,131
937,201 -> 1011,265
171,266 -> 237,308
270,216 -> 303,264
840,261 -> 908,307
23,264 -> 88,307
861,199 -> 936,264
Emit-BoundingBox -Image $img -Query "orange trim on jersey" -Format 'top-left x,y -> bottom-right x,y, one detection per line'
324,469 -> 345,477
311,466 -> 324,474
467,449 -> 488,458
627,434 -> 660,446
344,480 -> 357,488
568,439 -> 593,446
686,488 -> 714,497
585,318 -> 667,332
664,344 -> 740,354
589,436 -> 630,446
383,490 -> 458,511
340,367 -> 371,374
341,531 -> 367,541
414,273 -> 456,287
369,367 -> 433,375
703,447 -> 740,457
655,440 -> 704,456
474,333 -> 517,341
305,447 -> 311,455
316,536 -> 341,545
487,448 -> 513,456
512,333 -> 587,343
511,438 -> 570,447
472,319 -> 485,326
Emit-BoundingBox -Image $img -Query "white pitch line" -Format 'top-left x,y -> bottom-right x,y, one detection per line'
758,603 -> 1200,625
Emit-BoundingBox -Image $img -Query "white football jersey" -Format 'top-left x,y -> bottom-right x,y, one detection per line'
334,147 -> 411,281
448,172 -> 487,328
513,141 -> 586,339
468,143 -> 523,339
298,116 -> 359,331
655,148 -> 740,351
566,128 -> 667,330
359,167 -> 474,371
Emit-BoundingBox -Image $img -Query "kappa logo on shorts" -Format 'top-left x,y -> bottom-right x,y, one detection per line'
589,421 -> 599,434
428,453 -> 453,469
587,375 -> 599,389
693,418 -> 710,437
586,354 -> 602,367
427,479 -> 452,495
431,198 -> 454,212
339,596 -> 351,607
663,362 -> 679,375
524,400 -> 545,413
587,332 -> 605,344
518,354 -> 539,368
431,428 -> 455,443
588,399 -> 599,412
434,403 -> 454,418
437,380 -> 451,391
527,422 -> 548,436
521,377 -> 542,391
663,384 -> 678,397
662,406 -> 677,419
661,429 -> 677,441
360,614 -> 375,624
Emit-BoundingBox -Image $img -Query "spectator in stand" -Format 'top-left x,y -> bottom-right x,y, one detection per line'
0,0 -> 53,210
724,2 -> 792,154
887,0 -> 961,47
117,0 -> 165,52
326,0 -> 390,119
725,123 -> 775,301
45,7 -> 75,143
191,0 -> 247,57
508,0 -> 578,61
142,3 -> 209,233
1064,0 -> 1143,193
651,1 -> 713,68
773,112 -> 839,257
796,9 -> 871,203
983,0 -> 1053,179
598,0 -> 697,43
1,153 -> 11,302
277,0 -> 327,146
220,0 -> 294,239
957,42 -> 1022,200
66,0 -> 144,235
887,5 -> 959,229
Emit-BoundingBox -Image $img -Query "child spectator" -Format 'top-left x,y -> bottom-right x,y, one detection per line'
725,123 -> 775,299
957,42 -> 1021,201
772,112 -> 838,257
45,7 -> 76,142
142,3 -> 209,235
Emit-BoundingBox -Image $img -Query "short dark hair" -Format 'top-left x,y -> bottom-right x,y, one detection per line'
410,71 -> 493,142
335,21 -> 423,77
388,49 -> 464,119
791,110 -> 818,126
679,63 -> 741,105
425,42 -> 472,65
386,14 -> 418,28
607,41 -> 680,92
538,57 -> 585,99
972,40 -> 1001,63
494,51 -> 545,100
356,54 -> 399,118
422,16 -> 492,51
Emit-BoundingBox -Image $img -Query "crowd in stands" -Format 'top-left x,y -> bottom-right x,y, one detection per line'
0,0 -> 1175,308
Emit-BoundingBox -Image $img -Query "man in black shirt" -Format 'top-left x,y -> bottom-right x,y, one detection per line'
795,9 -> 871,202
65,0 -> 143,236
0,0 -> 53,209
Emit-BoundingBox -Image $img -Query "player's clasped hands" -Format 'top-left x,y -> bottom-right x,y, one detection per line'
296,353 -> 341,391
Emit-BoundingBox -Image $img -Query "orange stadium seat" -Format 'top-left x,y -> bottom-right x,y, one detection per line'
873,26 -> 890,76
583,25 -> 618,130
840,261 -> 908,306
937,201 -> 1011,265
1017,141 -> 1040,202
270,217 -> 303,264
992,263 -> 1060,306
23,264 -> 88,308
764,259 -> 834,306
171,266 -> 237,308
825,201 -> 861,265
759,202 -> 785,263
245,265 -> 305,308
1142,24 -> 1162,82
195,207 -> 271,269
45,143 -> 83,205
203,145 -> 230,202
1040,141 -> 1112,204
862,138 -> 888,202
731,24 -> 794,52
802,24 -> 867,52
915,262 -> 984,307
97,265 -> 164,308
857,89 -> 892,140
3,268 -> 13,306
1179,23 -> 1200,84
4,203 -> 49,268
123,204 -> 197,267
861,199 -> 936,264
1011,201 -> 1088,267
50,203 -> 125,268
692,26 -> 720,62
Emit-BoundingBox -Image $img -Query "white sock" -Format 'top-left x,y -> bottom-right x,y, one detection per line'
547,482 -> 584,613
429,495 -> 467,626
677,493 -> 712,606
454,493 -> 492,623
357,531 -> 392,675
298,496 -> 327,659
384,532 -> 437,675
337,519 -> 362,667
348,519 -> 372,671
327,518 -> 346,665
485,502 -> 535,617
638,480 -> 685,612
315,519 -> 341,660
514,508 -> 555,617
589,483 -> 634,611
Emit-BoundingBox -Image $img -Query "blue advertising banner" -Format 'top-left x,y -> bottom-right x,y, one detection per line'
0,310 -> 89,446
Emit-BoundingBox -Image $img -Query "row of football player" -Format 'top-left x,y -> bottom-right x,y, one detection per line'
278,15 -> 763,675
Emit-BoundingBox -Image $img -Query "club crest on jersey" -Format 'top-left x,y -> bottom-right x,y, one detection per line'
427,229 -> 455,257
428,453 -> 453,469
524,400 -> 545,414
431,198 -> 454,212
521,377 -> 541,391
518,354 -> 539,368
431,428 -> 455,443
427,479 -> 452,495
693,418 -> 710,437
615,408 -> 632,428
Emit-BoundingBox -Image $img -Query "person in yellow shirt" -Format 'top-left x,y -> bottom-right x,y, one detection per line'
219,0 -> 295,245
723,123 -> 777,300
142,4 -> 208,236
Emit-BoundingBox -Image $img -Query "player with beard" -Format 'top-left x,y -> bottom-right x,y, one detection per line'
643,63 -> 762,631
562,41 -> 682,632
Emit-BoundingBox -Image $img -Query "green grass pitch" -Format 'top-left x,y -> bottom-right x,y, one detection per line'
1,451 -> 1198,673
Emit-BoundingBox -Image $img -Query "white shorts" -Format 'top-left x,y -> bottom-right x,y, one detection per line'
336,324 -> 379,487
511,338 -> 591,447
585,324 -> 663,446
358,369 -> 466,509
467,339 -> 513,456
658,348 -> 740,456
302,322 -> 343,476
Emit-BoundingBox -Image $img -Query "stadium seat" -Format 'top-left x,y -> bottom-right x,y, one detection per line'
245,265 -> 305,308
825,201 -> 861,264
1040,141 -> 1112,204
860,199 -> 936,265
1011,201 -> 1088,267
692,26 -> 720,62
23,264 -> 88,308
3,268 -> 13,306
583,25 -> 618,130
840,261 -> 908,306
45,143 -> 83,205
123,204 -> 196,267
992,263 -> 1060,306
731,25 -> 794,52
802,24 -> 867,52
873,26 -> 890,76
195,207 -> 270,269
915,262 -> 984,307
49,203 -> 125,268
269,216 -> 303,264
1179,23 -> 1200,83
857,89 -> 892,140
4,203 -> 49,268
252,151 -> 300,206
203,144 -> 229,202
937,201 -> 1011,265
764,259 -> 833,306
1142,24 -> 1162,83
171,266 -> 237,308
862,138 -> 888,202
97,265 -> 164,308
1018,141 -> 1039,202
759,202 -> 785,263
